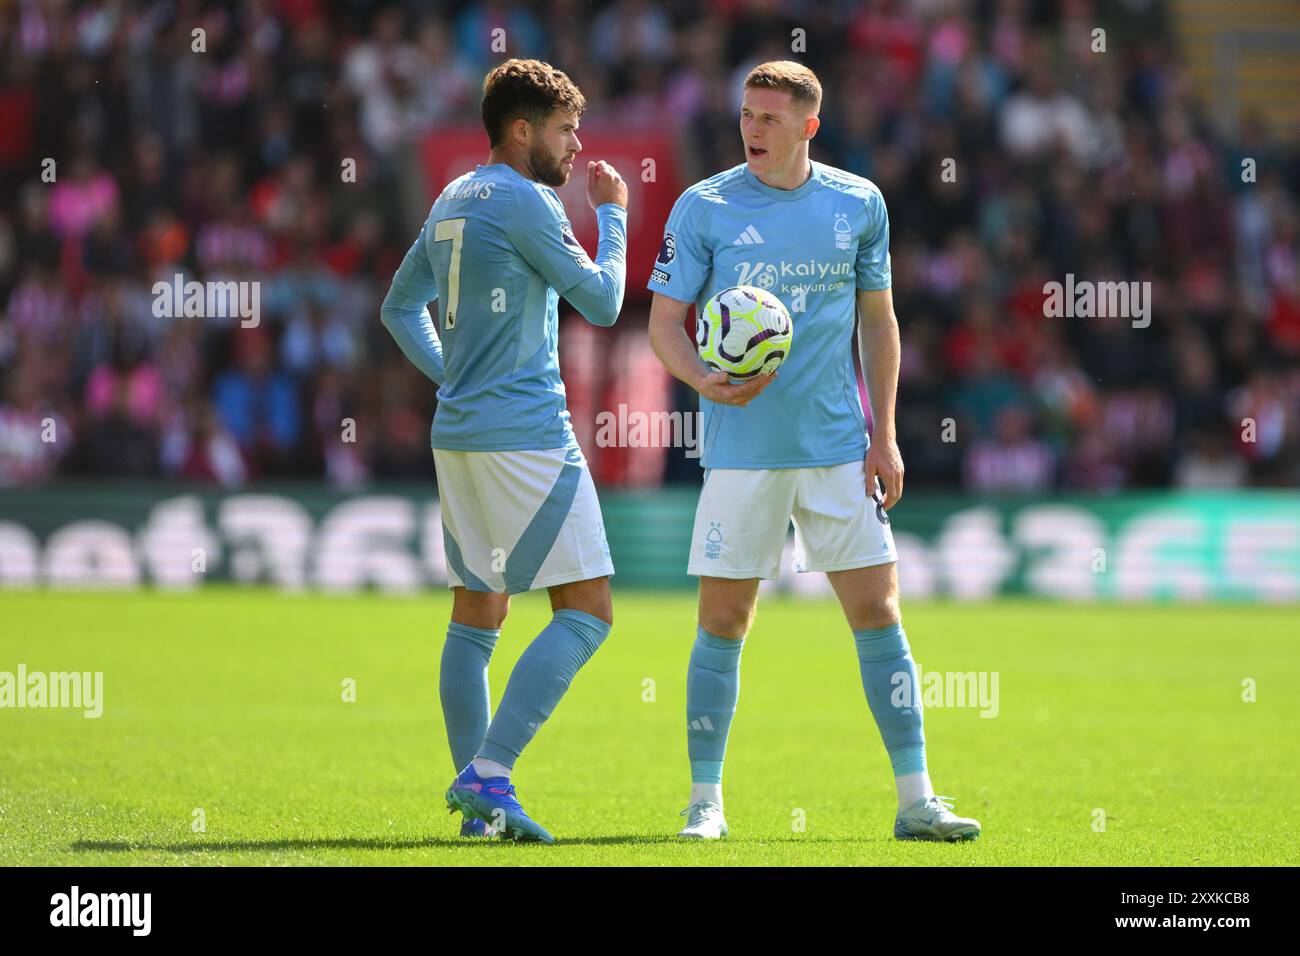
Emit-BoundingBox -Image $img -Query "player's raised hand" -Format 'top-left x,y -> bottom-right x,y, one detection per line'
865,439 -> 904,510
586,160 -> 628,210
697,369 -> 775,406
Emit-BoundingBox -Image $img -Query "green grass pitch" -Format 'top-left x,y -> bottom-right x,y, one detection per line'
1,588 -> 1296,866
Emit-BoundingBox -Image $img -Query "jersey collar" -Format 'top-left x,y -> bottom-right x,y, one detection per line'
742,160 -> 819,201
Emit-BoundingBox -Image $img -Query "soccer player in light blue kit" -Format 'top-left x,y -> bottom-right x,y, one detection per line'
380,59 -> 628,843
648,61 -> 981,841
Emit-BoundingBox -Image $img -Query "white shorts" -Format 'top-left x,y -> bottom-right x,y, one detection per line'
433,445 -> 614,594
687,460 -> 897,580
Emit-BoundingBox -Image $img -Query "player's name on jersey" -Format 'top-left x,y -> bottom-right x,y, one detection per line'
440,179 -> 496,201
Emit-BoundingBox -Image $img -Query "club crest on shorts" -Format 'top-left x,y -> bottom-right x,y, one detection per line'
704,522 -> 723,560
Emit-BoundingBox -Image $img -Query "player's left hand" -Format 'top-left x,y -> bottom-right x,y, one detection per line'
865,439 -> 904,511
586,160 -> 627,210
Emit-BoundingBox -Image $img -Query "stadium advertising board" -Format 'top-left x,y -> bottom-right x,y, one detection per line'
0,487 -> 1296,601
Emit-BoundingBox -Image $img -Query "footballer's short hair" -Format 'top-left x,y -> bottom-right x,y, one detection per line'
744,60 -> 822,113
481,58 -> 587,147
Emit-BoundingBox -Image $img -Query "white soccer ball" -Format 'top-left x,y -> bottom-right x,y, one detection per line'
696,285 -> 792,380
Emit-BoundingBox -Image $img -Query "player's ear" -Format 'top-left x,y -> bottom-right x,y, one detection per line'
511,116 -> 532,148
803,114 -> 820,141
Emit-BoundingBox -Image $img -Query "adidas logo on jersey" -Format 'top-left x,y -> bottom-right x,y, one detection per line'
733,225 -> 764,245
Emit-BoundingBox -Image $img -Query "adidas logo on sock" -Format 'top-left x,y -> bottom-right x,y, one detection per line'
688,715 -> 715,731
733,225 -> 764,245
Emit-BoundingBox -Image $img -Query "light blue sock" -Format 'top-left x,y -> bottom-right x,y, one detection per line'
687,627 -> 745,785
853,622 -> 927,777
478,609 -> 610,769
440,621 -> 501,772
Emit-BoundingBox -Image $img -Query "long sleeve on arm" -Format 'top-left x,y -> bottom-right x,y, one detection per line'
511,186 -> 628,328
562,203 -> 627,327
380,221 -> 445,386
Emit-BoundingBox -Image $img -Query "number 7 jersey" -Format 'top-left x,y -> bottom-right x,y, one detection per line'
385,161 -> 627,452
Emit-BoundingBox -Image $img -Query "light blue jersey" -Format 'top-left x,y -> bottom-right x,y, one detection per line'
649,161 -> 891,469
381,162 -> 627,451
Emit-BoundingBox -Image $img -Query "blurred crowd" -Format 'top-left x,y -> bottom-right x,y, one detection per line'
0,0 -> 1297,492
